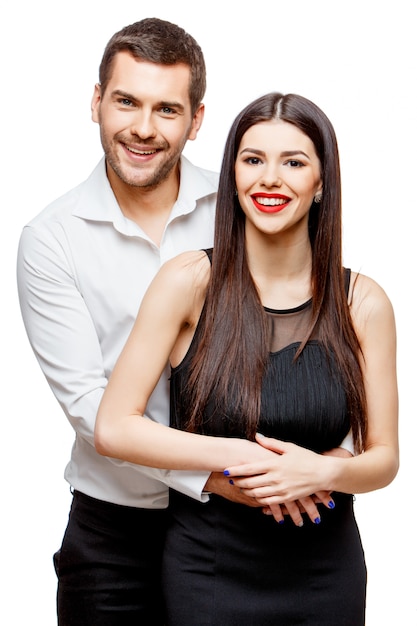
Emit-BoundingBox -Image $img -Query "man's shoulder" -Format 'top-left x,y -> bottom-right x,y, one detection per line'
27,185 -> 83,228
24,160 -> 106,230
180,156 -> 219,195
193,163 -> 220,187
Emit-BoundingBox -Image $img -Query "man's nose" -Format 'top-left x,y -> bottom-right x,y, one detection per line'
130,111 -> 157,140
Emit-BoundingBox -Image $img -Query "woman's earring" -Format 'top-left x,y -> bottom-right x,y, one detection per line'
235,189 -> 238,196
314,192 -> 322,203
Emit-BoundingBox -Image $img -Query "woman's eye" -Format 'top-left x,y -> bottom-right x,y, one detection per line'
246,157 -> 262,165
286,160 -> 303,167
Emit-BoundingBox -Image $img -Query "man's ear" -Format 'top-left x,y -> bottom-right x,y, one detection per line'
188,103 -> 205,141
91,83 -> 102,123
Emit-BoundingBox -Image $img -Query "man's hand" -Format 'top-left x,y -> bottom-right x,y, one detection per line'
204,472 -> 262,507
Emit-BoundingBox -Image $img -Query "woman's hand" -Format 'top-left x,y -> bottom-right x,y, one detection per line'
260,443 -> 353,525
218,436 -> 354,526
224,434 -> 341,507
264,496 -> 334,527
205,471 -> 330,526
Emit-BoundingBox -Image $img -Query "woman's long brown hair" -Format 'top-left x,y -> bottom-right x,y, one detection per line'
185,93 -> 367,452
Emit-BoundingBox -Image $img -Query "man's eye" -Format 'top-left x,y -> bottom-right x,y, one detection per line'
161,107 -> 175,115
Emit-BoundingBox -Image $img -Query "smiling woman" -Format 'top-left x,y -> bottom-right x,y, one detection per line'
95,92 -> 398,625
235,120 -> 322,231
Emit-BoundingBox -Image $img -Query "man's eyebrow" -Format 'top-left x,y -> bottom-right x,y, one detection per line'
110,90 -> 185,112
111,89 -> 136,101
159,100 -> 185,113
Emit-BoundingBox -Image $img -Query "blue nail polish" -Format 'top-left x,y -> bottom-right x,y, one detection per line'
223,469 -> 230,476
229,479 -> 234,485
314,517 -> 321,524
278,519 -> 285,525
328,500 -> 335,509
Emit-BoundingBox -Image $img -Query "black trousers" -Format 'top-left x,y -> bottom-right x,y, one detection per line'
54,491 -> 168,625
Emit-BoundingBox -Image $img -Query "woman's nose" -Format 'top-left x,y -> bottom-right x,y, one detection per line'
261,164 -> 282,188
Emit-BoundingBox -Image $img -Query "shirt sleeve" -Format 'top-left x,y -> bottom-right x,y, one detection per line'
339,429 -> 354,455
16,224 -> 210,501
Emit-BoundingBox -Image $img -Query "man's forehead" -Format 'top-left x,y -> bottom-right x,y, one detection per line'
106,53 -> 191,100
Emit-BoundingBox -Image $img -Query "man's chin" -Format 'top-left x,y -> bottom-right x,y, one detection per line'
106,154 -> 179,191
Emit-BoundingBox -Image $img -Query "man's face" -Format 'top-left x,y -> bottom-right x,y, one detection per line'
92,52 -> 204,191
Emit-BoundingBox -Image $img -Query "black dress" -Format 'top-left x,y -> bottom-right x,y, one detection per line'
163,263 -> 366,625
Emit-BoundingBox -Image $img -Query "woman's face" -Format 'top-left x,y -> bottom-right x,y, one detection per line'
235,119 -> 322,239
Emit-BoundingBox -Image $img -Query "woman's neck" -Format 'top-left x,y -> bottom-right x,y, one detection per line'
245,230 -> 313,309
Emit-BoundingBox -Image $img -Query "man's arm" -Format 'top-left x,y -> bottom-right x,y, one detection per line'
17,225 -> 106,443
17,223 -> 210,499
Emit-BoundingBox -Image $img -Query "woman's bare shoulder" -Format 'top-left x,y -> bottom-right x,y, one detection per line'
159,249 -> 211,287
162,249 -> 210,270
349,271 -> 396,338
145,250 -> 212,318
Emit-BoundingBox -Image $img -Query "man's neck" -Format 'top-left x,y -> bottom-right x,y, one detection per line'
108,164 -> 181,246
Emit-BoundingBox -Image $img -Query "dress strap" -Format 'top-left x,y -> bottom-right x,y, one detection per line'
203,248 -> 213,264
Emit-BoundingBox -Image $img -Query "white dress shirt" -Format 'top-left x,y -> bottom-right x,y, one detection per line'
17,156 -> 218,508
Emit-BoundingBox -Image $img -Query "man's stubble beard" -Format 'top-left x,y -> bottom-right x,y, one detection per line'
100,129 -> 187,191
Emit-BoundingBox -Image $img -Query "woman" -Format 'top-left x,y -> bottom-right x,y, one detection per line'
95,92 -> 398,624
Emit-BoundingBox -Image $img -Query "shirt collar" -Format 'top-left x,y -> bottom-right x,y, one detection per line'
71,158 -> 122,223
173,155 -> 218,218
72,155 -> 217,227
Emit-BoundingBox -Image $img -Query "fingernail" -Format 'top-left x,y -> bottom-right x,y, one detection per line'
278,519 -> 285,525
328,500 -> 335,509
256,432 -> 265,438
298,521 -> 304,527
223,470 -> 230,476
229,479 -> 234,485
314,517 -> 321,525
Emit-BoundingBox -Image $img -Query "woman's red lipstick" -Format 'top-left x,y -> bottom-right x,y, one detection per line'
251,193 -> 290,213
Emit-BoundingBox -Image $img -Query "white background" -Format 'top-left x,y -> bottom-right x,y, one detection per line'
1,1 -> 416,624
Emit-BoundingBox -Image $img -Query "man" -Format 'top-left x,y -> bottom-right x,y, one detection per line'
17,18 -> 218,625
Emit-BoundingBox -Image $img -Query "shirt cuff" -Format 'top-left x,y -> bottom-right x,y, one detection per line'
165,470 -> 211,502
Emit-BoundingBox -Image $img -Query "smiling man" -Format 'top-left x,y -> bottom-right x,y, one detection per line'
91,52 -> 205,245
16,18 -> 218,625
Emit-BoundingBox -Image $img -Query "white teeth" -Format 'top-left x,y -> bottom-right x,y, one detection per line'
126,147 -> 157,155
255,197 -> 288,206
